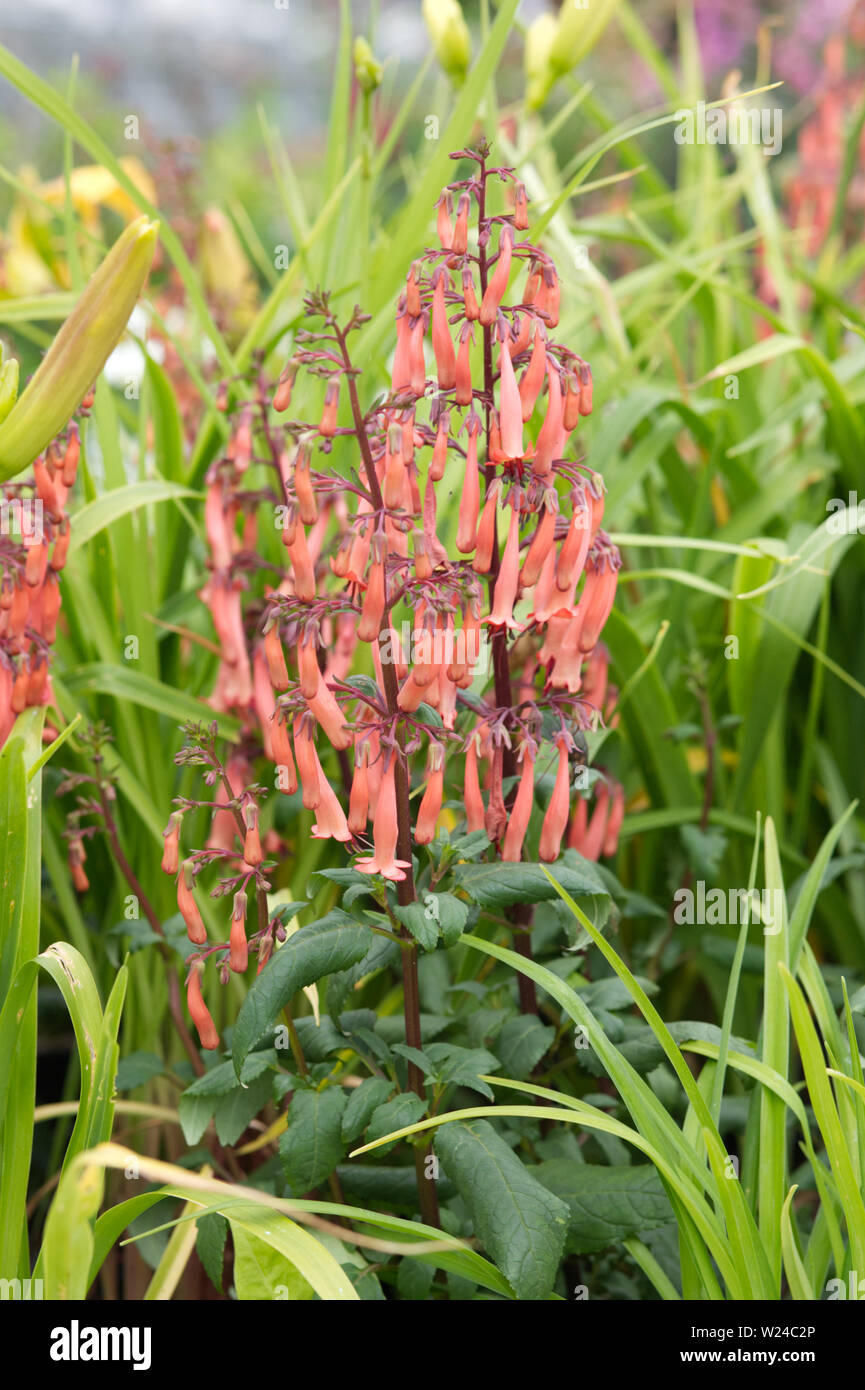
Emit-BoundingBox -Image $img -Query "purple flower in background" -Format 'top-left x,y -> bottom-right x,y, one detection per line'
695,0 -> 758,78
695,0 -> 856,94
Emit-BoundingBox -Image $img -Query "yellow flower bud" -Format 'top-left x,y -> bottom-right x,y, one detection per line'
0,214 -> 158,482
552,0 -> 620,77
422,0 -> 471,84
353,36 -> 383,93
525,13 -> 558,109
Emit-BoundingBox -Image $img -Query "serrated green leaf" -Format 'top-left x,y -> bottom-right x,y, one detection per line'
232,917 -> 372,1076
434,1119 -> 568,1299
279,1088 -> 347,1191
533,1161 -> 674,1254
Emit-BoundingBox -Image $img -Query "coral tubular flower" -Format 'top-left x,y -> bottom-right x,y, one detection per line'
532,364 -> 564,477
187,962 -> 220,1051
415,743 -> 444,844
273,357 -> 299,413
473,478 -> 501,575
355,756 -> 411,880
161,810 -> 183,875
307,678 -> 352,750
575,547 -> 620,653
464,733 -> 486,833
243,804 -> 263,866
502,745 -> 536,861
519,325 -> 547,421
462,268 -> 479,321
456,414 -> 481,553
436,189 -> 454,250
556,495 -> 591,591
294,714 -> 322,809
229,891 -> 249,973
451,192 -> 470,257
319,374 -> 340,437
270,711 -> 298,793
348,737 -> 371,833
497,327 -> 524,460
178,861 -> 207,945
312,760 -> 353,841
454,323 -> 473,406
487,500 -> 522,629
432,270 -> 456,390
520,493 -> 558,588
358,534 -> 387,642
539,737 -> 571,862
480,225 -> 513,325
603,782 -> 625,858
581,781 -> 611,861
264,620 -> 290,689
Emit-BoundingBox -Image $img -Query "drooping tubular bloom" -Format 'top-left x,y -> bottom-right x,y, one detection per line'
355,756 -> 411,881
187,962 -> 220,1051
539,737 -> 571,863
178,861 -> 207,945
503,745 -> 536,862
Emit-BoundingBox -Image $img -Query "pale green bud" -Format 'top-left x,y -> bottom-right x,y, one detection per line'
525,13 -> 558,109
353,36 -> 383,93
422,0 -> 472,84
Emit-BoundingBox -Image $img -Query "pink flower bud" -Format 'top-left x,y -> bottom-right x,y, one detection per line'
454,323 -> 473,406
464,732 -> 486,833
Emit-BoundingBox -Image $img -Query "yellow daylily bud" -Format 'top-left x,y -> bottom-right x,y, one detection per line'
525,13 -> 558,109
199,209 -> 257,346
353,36 -> 383,93
422,0 -> 471,84
552,0 -> 621,77
0,215 -> 158,481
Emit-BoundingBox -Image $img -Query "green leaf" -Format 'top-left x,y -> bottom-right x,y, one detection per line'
196,1212 -> 227,1294
365,1094 -> 427,1154
341,1078 -> 395,1144
533,1161 -> 675,1253
115,1052 -> 164,1091
424,891 -> 470,946
214,1073 -> 273,1146
231,1221 -> 314,1301
497,1016 -> 556,1079
232,916 -> 372,1076
392,900 -> 440,952
279,1088 -> 347,1191
453,852 -> 609,910
67,480 -> 202,554
63,663 -> 240,737
434,1119 -> 569,1300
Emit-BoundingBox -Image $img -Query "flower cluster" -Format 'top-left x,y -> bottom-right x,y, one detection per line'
168,144 -> 624,1050
0,416 -> 82,751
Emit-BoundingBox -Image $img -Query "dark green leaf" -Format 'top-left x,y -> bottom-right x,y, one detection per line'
232,916 -> 372,1076
533,1161 -> 675,1254
497,1016 -> 556,1078
341,1077 -> 395,1144
279,1088 -> 347,1191
435,1120 -> 568,1300
196,1212 -> 227,1293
